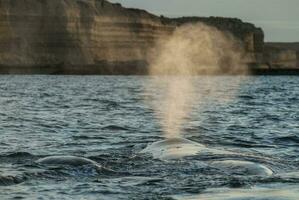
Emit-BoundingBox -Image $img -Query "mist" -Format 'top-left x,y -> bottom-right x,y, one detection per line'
145,23 -> 248,139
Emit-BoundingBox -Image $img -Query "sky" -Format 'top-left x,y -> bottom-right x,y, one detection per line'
110,0 -> 299,42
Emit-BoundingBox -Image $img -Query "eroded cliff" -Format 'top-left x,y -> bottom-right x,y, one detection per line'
265,43 -> 299,69
0,0 -> 271,74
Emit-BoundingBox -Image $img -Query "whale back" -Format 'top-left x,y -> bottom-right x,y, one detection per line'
211,160 -> 273,176
141,138 -> 206,160
36,156 -> 99,167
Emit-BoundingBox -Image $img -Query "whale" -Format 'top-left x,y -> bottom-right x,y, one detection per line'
36,156 -> 100,167
211,160 -> 273,176
141,138 -> 206,160
36,155 -> 114,174
36,156 -> 129,176
141,138 -> 273,177
141,138 -> 233,160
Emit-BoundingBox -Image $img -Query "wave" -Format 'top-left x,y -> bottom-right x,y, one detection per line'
72,135 -> 107,140
0,152 -> 34,159
238,95 -> 255,100
101,125 -> 131,131
0,175 -> 24,186
100,100 -> 120,108
274,135 -> 299,144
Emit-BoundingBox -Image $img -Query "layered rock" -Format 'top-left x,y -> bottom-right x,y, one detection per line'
264,45 -> 297,69
0,0 -> 270,74
265,43 -> 299,69
165,17 -> 264,54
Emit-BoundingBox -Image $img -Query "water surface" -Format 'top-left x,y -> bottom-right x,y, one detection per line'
1,76 -> 299,199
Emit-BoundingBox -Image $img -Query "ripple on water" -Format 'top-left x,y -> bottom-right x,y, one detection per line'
174,184 -> 299,200
101,125 -> 131,131
0,175 -> 24,186
0,76 -> 299,199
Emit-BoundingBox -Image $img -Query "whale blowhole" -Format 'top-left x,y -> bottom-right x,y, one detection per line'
141,138 -> 206,160
141,137 -> 236,160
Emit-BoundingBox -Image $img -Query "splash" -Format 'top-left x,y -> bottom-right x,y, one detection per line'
146,23 -> 248,139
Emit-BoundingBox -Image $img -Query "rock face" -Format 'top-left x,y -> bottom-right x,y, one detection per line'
0,0 -> 279,74
166,17 -> 264,55
0,0 -> 173,74
265,43 -> 299,69
264,45 -> 297,69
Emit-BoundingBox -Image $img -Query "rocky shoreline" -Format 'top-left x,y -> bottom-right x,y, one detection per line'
0,0 -> 297,75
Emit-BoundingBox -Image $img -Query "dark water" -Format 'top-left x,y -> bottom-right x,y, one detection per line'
1,76 -> 299,200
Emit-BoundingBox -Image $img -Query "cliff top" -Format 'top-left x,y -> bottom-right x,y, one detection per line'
266,43 -> 299,52
0,0 -> 263,32
103,0 -> 264,40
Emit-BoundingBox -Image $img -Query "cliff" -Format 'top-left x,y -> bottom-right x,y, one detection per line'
265,43 -> 299,69
0,0 -> 279,74
165,17 -> 264,54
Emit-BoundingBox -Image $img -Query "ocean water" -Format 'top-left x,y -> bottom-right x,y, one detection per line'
0,76 -> 299,200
